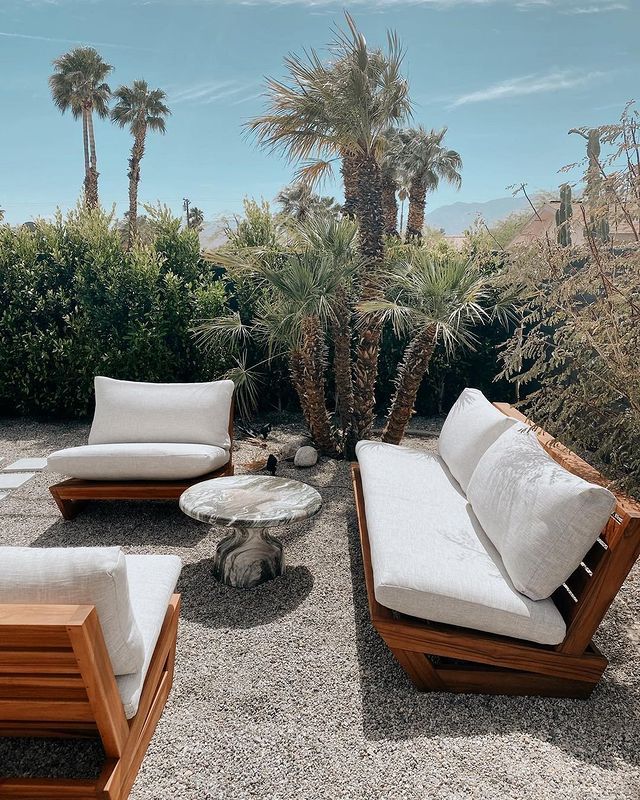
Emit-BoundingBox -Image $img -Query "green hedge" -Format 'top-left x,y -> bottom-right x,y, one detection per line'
0,207 -> 230,418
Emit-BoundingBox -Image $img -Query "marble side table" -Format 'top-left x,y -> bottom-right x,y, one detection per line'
179,475 -> 322,589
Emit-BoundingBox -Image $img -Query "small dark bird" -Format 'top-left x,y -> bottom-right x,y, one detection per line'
259,423 -> 272,440
265,454 -> 278,476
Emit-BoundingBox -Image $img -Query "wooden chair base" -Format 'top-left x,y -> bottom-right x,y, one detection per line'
50,463 -> 234,520
352,463 -> 609,698
0,595 -> 181,800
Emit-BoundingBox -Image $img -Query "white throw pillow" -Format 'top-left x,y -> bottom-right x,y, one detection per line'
467,426 -> 616,600
46,442 -> 229,480
437,388 -> 519,492
88,377 -> 234,449
0,546 -> 144,676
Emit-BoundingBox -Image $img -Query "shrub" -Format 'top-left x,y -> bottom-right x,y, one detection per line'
0,206 -> 230,418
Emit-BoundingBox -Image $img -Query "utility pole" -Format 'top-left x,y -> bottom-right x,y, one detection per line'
183,197 -> 191,227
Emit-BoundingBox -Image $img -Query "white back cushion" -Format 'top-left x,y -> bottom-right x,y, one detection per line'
437,388 -> 519,492
88,377 -> 234,449
467,426 -> 616,600
0,546 -> 144,676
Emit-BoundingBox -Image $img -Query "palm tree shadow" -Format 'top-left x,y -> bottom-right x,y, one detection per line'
344,507 -> 640,771
178,559 -> 314,629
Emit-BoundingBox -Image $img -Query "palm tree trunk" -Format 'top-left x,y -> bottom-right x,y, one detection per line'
382,174 -> 399,237
127,127 -> 146,247
81,109 -> 91,207
341,149 -> 359,219
299,316 -> 339,456
352,150 -> 385,440
86,108 -> 99,209
382,323 -> 437,445
405,177 -> 426,243
330,290 -> 356,456
289,352 -> 312,431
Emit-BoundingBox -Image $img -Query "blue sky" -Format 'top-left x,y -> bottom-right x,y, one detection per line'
1,0 -> 638,226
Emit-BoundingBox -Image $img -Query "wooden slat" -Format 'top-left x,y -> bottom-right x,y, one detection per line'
435,666 -> 595,698
0,778 -> 98,799
583,538 -> 608,572
565,563 -> 593,599
0,683 -> 87,701
0,651 -> 79,673
0,721 -> 97,738
0,699 -> 93,722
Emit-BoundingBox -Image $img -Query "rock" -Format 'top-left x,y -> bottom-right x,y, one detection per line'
279,436 -> 312,461
294,445 -> 318,468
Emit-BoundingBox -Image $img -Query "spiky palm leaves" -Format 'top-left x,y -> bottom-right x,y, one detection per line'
360,251 -> 491,444
275,182 -> 340,222
395,127 -> 462,243
111,81 -> 170,247
198,215 -> 361,455
49,47 -> 113,208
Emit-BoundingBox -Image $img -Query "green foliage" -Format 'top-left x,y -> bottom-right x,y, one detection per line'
0,205 -> 230,417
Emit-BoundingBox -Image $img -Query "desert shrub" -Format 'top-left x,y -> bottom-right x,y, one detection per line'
0,206 -> 230,418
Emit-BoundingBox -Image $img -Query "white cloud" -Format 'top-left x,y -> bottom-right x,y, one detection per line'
450,69 -> 607,107
0,30 -> 153,50
563,3 -> 628,13
170,80 -> 258,105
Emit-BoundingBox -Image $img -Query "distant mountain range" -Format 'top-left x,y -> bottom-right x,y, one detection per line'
425,196 -> 531,236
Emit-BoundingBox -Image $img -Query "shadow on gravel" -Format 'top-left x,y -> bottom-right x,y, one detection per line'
178,559 -> 314,629
344,507 -> 640,771
33,502 -> 209,548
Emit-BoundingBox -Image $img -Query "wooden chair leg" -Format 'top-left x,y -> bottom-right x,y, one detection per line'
389,648 -> 446,691
49,488 -> 84,521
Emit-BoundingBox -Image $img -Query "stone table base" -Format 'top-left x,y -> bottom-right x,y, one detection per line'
213,527 -> 284,589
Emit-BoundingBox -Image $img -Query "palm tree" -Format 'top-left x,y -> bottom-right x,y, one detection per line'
360,251 -> 494,445
380,128 -> 405,237
49,47 -> 113,208
188,206 -> 204,231
275,182 -> 339,222
399,127 -> 462,243
111,80 -> 170,245
247,13 -> 411,439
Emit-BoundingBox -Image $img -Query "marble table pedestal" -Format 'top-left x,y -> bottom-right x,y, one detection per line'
213,526 -> 284,588
179,474 -> 322,590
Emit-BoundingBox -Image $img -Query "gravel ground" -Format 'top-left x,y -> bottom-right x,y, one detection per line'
0,414 -> 638,800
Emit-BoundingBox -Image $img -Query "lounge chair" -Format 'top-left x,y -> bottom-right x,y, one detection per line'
47,377 -> 235,519
0,546 -> 181,799
352,389 -> 640,697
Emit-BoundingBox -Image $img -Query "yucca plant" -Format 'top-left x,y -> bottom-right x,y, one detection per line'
360,250 -> 499,444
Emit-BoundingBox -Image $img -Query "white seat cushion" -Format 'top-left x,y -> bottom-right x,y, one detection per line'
437,388 -> 520,493
356,441 -> 567,645
88,376 -> 234,449
0,547 -> 144,676
467,426 -> 616,601
46,442 -> 229,481
117,554 -> 182,719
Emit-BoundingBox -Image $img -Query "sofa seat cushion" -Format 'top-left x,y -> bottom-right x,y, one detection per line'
467,426 -> 616,601
46,442 -> 229,481
117,554 -> 182,719
89,376 -> 234,449
356,441 -> 567,645
0,547 -> 144,676
437,388 -> 520,493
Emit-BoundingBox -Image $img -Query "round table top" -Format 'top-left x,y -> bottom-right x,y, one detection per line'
179,474 -> 322,528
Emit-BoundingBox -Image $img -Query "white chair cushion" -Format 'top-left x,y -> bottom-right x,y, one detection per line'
0,547 -> 144,676
88,376 -> 234,449
467,426 -> 616,601
356,441 -> 566,645
117,554 -> 182,719
437,388 -> 520,493
46,442 -> 229,480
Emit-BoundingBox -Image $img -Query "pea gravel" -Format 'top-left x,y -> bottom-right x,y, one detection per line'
0,415 -> 638,800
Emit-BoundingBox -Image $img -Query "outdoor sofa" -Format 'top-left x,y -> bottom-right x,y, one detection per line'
353,388 -> 640,697
47,377 -> 235,519
0,546 -> 181,799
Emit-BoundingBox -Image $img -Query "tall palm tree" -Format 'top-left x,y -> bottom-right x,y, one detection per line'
380,128 -> 405,237
399,127 -> 462,243
247,13 -> 411,439
360,251 -> 494,445
111,80 -> 170,245
49,47 -> 112,208
188,206 -> 204,231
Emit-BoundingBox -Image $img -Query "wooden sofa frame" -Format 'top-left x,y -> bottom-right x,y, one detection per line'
49,401 -> 235,520
0,594 -> 180,799
351,403 -> 640,698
